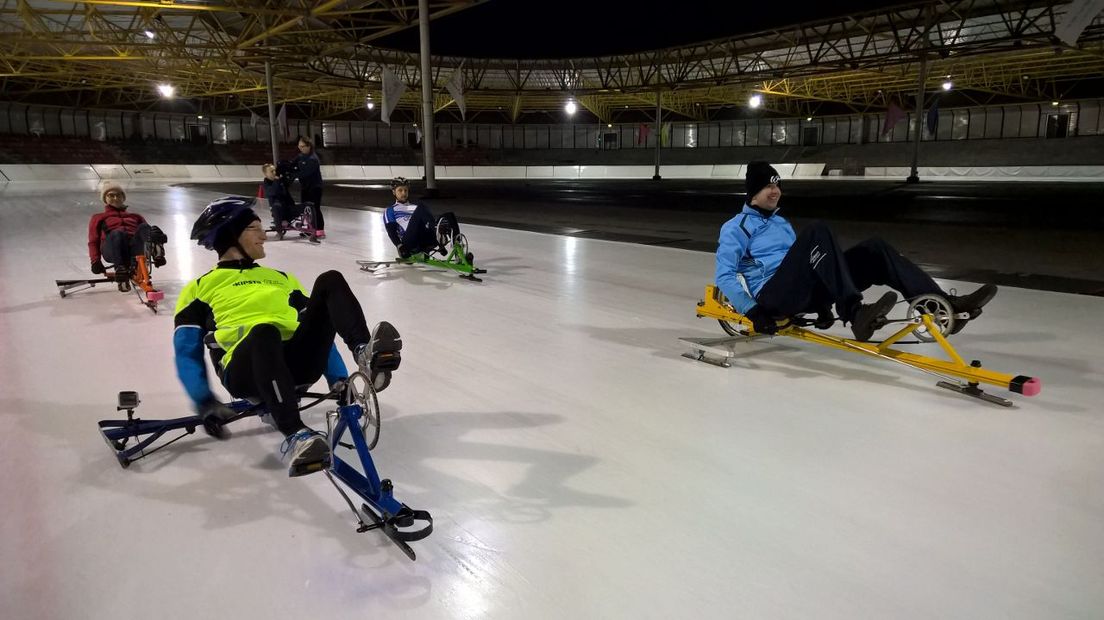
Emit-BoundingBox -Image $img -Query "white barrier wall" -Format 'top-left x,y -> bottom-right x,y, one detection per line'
711,164 -> 745,178
332,165 -> 365,178
0,164 -> 99,181
4,163 -> 1102,184
215,165 -> 256,179
472,166 -> 527,178
90,164 -> 130,179
864,165 -> 1104,179
793,163 -> 826,177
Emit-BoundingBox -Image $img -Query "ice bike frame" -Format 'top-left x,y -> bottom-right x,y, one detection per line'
267,202 -> 320,244
97,372 -> 432,560
685,285 -> 1042,407
56,252 -> 164,313
357,233 -> 486,282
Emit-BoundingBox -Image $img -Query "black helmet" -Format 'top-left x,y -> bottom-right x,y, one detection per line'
390,176 -> 409,189
191,196 -> 258,251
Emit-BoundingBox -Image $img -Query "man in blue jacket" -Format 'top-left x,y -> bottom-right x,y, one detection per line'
715,162 -> 997,341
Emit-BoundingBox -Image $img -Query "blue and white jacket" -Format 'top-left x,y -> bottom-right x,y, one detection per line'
714,204 -> 796,314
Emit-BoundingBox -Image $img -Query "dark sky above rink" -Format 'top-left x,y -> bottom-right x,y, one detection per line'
374,0 -> 894,59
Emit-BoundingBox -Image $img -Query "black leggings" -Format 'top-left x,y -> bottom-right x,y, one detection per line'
756,222 -> 943,321
399,206 -> 459,257
301,185 -> 324,230
222,271 -> 370,435
101,223 -> 151,267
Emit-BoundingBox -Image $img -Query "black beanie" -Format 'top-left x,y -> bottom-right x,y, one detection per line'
745,162 -> 782,200
213,210 -> 261,255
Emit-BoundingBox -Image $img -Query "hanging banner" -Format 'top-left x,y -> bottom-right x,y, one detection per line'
276,103 -> 287,139
445,67 -> 466,120
381,66 -> 408,126
1054,0 -> 1104,46
882,102 -> 906,135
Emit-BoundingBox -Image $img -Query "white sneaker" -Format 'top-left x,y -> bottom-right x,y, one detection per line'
280,428 -> 330,477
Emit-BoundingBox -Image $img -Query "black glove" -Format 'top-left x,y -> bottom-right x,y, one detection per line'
198,398 -> 236,439
745,305 -> 778,335
91,259 -> 106,275
814,306 -> 835,330
148,225 -> 168,244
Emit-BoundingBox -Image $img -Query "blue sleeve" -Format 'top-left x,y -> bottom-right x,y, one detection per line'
715,221 -> 756,314
323,343 -> 348,386
173,326 -> 213,408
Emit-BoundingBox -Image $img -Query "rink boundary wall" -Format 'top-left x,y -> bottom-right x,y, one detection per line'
2,163 -> 1103,182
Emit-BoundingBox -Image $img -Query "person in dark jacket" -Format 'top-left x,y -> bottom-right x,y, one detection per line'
292,136 -> 324,238
87,181 -> 166,280
260,163 -> 298,230
715,162 -> 998,341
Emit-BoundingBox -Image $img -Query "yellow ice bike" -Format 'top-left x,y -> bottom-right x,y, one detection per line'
682,285 -> 1041,406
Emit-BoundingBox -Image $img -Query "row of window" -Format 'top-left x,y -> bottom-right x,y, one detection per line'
0,100 -> 1099,148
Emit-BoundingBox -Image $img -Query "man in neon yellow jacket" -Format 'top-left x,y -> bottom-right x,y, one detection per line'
174,197 -> 401,477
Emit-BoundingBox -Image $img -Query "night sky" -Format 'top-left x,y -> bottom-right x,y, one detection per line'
373,0 -> 900,59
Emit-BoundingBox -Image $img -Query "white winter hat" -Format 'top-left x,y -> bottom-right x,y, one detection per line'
100,181 -> 125,203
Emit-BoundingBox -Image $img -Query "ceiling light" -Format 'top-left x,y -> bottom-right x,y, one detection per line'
942,81 -> 953,91
157,83 -> 174,98
748,94 -> 762,108
366,102 -> 375,110
144,30 -> 155,39
565,100 -> 577,115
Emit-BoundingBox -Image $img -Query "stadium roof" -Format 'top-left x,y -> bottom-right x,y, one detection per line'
1,0 -> 1102,122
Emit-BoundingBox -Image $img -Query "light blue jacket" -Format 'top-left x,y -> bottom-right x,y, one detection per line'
714,204 -> 796,314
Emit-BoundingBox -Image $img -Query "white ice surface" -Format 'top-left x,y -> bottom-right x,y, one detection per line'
1,182 -> 1102,620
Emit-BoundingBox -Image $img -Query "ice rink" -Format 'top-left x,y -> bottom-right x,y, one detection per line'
2,180 -> 1102,619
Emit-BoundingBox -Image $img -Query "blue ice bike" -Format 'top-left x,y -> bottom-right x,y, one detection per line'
97,372 -> 432,560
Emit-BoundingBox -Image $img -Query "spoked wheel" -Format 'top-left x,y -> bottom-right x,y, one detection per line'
452,234 -> 469,260
907,293 -> 956,343
718,319 -> 748,337
343,371 -> 381,450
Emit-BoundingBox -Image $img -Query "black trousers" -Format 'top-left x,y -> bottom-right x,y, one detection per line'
399,206 -> 459,257
222,271 -> 371,436
301,185 -> 324,229
101,223 -> 151,267
269,198 -> 301,226
756,222 -> 943,321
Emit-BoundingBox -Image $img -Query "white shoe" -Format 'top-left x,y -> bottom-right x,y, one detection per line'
280,428 -> 330,477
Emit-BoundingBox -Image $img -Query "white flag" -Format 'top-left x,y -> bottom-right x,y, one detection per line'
1055,0 -> 1104,45
380,66 -> 407,126
250,110 -> 261,128
276,103 -> 287,139
415,125 -> 423,144
445,67 -> 466,120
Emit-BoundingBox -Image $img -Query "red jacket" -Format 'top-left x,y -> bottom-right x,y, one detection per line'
88,205 -> 147,262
